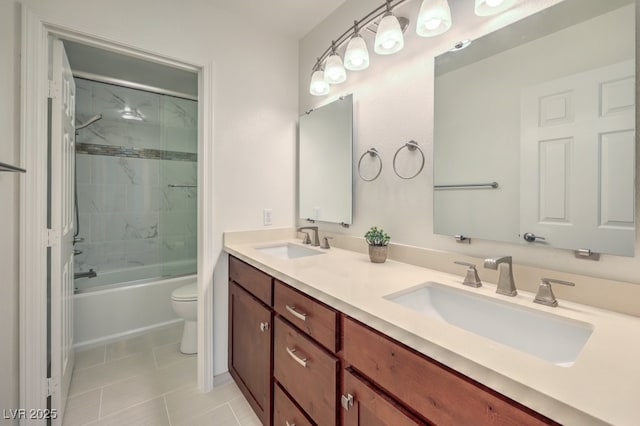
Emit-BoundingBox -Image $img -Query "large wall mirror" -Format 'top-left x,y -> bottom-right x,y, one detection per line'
299,95 -> 353,224
433,0 -> 636,256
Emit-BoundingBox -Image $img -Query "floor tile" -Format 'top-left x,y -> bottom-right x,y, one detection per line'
74,346 -> 106,370
66,326 -> 257,426
105,324 -> 182,362
100,357 -> 197,416
153,342 -> 195,368
181,403 -> 239,426
62,388 -> 101,426
69,351 -> 156,397
165,382 -> 243,426
229,395 -> 261,426
89,397 -> 170,426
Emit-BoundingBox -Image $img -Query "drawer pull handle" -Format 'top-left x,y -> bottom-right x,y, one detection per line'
341,393 -> 354,411
285,305 -> 308,321
286,347 -> 307,368
260,322 -> 269,332
285,422 -> 296,426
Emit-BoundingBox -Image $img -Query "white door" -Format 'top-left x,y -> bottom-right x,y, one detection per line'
520,61 -> 635,256
49,38 -> 76,423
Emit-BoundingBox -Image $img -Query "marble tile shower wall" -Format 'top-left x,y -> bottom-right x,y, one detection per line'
74,78 -> 197,278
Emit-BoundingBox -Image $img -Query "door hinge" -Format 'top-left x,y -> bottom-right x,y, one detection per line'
46,377 -> 58,397
46,229 -> 59,247
48,80 -> 58,99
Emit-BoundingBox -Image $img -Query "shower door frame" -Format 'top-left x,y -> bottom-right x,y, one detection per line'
19,7 -> 216,419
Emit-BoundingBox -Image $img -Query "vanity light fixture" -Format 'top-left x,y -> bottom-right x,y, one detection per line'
324,41 -> 347,84
309,60 -> 330,96
308,0 -> 517,96
416,0 -> 452,37
344,21 -> 370,71
474,0 -> 516,16
374,1 -> 405,55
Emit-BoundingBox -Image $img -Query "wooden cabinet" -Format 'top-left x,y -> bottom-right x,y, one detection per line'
342,368 -> 423,426
228,255 -> 557,426
342,317 -> 557,426
273,382 -> 313,426
228,259 -> 273,425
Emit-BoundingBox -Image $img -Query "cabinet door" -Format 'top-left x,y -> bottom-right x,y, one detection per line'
229,281 -> 272,425
342,369 -> 424,426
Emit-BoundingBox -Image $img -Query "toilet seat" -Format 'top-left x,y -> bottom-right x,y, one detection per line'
171,283 -> 197,302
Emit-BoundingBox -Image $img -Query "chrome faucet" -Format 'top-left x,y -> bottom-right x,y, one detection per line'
483,256 -> 517,296
297,226 -> 320,247
534,278 -> 575,307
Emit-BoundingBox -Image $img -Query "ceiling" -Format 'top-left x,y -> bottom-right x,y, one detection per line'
209,0 -> 349,39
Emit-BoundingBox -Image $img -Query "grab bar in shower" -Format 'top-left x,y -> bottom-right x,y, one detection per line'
0,161 -> 26,173
167,184 -> 197,188
434,181 -> 499,190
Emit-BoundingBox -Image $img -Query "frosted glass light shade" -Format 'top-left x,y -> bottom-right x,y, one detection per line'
416,0 -> 452,37
324,53 -> 347,84
309,70 -> 330,96
474,0 -> 516,16
344,35 -> 370,71
374,13 -> 404,55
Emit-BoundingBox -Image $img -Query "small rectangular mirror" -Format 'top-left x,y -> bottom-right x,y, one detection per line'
298,95 -> 353,225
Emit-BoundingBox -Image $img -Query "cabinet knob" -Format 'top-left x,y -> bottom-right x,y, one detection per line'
259,322 -> 269,332
341,393 -> 354,411
285,422 -> 296,426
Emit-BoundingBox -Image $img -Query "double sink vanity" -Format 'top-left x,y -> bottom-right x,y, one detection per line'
225,230 -> 640,426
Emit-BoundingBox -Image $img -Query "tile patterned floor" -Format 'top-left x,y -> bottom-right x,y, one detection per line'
63,324 -> 261,426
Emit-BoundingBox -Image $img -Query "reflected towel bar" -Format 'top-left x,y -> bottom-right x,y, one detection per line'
434,182 -> 499,190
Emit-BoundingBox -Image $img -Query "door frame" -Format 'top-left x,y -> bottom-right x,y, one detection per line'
19,6 -> 215,417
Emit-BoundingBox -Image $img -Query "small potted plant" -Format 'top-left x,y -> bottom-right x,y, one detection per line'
364,226 -> 390,263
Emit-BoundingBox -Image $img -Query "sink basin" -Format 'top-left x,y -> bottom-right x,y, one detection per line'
256,243 -> 324,260
385,282 -> 593,367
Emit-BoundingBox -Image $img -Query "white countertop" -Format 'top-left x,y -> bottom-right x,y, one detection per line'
225,237 -> 640,425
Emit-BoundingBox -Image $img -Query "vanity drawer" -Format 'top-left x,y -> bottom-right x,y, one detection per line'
343,317 -> 556,426
229,256 -> 272,306
275,280 -> 338,352
274,316 -> 338,426
273,382 -> 313,426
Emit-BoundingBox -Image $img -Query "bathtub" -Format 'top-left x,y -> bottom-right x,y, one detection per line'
73,266 -> 196,350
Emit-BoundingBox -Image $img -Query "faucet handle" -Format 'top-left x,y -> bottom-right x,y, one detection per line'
454,261 -> 482,288
320,236 -> 333,249
534,278 -> 575,307
301,232 -> 311,244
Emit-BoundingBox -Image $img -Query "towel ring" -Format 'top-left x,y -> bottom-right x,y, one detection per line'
393,140 -> 425,180
358,148 -> 382,182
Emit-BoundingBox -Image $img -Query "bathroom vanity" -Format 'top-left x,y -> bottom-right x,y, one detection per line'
225,231 -> 640,425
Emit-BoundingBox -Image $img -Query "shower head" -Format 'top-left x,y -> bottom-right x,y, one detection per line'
76,113 -> 103,130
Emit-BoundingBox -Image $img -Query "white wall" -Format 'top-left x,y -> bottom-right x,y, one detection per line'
1,0 -> 298,406
0,1 -> 21,418
299,0 -> 640,288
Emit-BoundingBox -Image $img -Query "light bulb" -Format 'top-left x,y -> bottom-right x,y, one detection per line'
416,0 -> 452,37
374,12 -> 404,55
323,53 -> 346,84
309,70 -> 329,96
474,0 -> 515,16
344,35 -> 370,71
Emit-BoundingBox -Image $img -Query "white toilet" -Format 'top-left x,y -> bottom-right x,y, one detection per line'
171,283 -> 198,354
